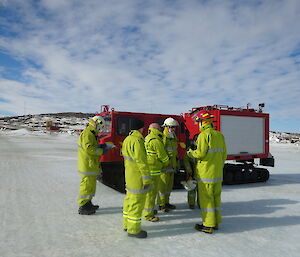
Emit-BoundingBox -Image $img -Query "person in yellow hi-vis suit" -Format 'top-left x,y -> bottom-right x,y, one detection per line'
122,118 -> 153,239
187,110 -> 227,234
77,116 -> 115,215
143,123 -> 169,222
157,117 -> 179,211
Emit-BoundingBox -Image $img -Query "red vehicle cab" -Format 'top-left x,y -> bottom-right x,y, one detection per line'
96,105 -> 187,193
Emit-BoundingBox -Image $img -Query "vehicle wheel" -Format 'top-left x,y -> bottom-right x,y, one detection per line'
256,168 -> 270,182
261,169 -> 270,182
223,171 -> 234,185
234,170 -> 243,183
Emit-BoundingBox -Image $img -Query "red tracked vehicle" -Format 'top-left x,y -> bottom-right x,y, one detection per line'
96,104 -> 274,192
95,105 -> 188,193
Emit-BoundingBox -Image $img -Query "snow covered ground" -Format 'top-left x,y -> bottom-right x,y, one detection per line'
1,131 -> 300,257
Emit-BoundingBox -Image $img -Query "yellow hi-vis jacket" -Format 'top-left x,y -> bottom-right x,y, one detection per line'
187,123 -> 227,183
77,124 -> 103,175
122,130 -> 152,193
145,128 -> 169,176
163,131 -> 178,172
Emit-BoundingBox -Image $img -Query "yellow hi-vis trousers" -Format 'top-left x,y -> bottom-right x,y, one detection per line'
123,190 -> 147,235
157,172 -> 174,206
77,174 -> 97,206
198,181 -> 222,227
143,175 -> 160,220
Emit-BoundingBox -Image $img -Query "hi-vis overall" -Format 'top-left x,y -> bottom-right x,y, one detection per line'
157,131 -> 178,206
187,123 -> 227,228
143,128 -> 169,220
77,125 -> 103,206
122,130 -> 152,235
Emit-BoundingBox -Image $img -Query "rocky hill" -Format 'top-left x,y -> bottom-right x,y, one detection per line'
0,113 -> 94,134
0,113 -> 299,145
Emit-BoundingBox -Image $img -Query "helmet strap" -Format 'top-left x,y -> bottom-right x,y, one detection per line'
163,127 -> 169,134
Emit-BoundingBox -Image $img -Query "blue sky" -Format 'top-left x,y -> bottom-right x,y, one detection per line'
0,0 -> 300,132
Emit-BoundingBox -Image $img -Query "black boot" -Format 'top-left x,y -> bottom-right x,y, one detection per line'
89,201 -> 99,210
194,224 -> 213,234
158,205 -> 169,212
84,200 -> 99,211
78,202 -> 96,215
165,203 -> 176,209
128,230 -> 147,238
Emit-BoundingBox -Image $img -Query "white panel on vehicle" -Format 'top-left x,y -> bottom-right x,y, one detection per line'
220,115 -> 265,155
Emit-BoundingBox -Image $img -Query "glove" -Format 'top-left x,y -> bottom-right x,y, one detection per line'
96,143 -> 116,155
105,142 -> 116,150
96,143 -> 116,149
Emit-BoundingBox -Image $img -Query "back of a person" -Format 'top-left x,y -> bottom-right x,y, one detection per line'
77,125 -> 99,172
145,128 -> 164,172
197,127 -> 226,180
122,132 -> 133,161
122,131 -> 143,190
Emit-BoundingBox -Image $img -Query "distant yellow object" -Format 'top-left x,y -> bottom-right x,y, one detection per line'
45,121 -> 53,127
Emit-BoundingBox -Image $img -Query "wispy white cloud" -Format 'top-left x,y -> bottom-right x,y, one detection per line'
0,0 -> 300,131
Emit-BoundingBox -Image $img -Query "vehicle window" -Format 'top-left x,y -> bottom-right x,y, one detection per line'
102,115 -> 111,133
156,118 -> 164,127
117,117 -> 137,136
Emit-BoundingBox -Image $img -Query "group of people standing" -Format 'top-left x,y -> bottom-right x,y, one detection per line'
76,111 -> 227,239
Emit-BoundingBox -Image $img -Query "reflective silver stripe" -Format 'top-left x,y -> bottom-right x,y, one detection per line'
144,207 -> 155,212
158,192 -> 167,196
78,144 -> 100,154
77,170 -> 100,175
147,151 -> 156,155
127,215 -> 142,223
201,208 -> 215,213
142,175 -> 152,180
185,167 -> 192,171
166,147 -> 177,151
126,186 -> 149,194
123,156 -> 135,162
79,195 -> 93,199
207,148 -> 224,153
195,177 -> 223,182
128,217 -> 141,223
189,193 -> 196,197
161,168 -> 175,172
201,207 -> 221,212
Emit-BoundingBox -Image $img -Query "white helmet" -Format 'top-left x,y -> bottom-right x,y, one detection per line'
181,180 -> 197,191
89,116 -> 105,131
163,117 -> 179,127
